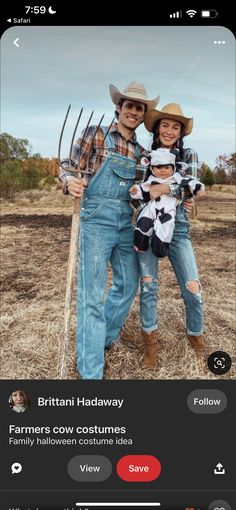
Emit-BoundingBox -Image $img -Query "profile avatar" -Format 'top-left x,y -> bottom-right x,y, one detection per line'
9,389 -> 31,413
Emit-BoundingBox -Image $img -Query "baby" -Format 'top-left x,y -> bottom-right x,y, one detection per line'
130,148 -> 205,258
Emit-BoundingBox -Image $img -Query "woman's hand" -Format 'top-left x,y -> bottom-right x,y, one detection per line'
149,183 -> 170,200
184,190 -> 206,211
67,177 -> 88,198
183,198 -> 194,212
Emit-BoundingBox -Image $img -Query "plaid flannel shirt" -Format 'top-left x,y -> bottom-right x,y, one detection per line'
59,123 -> 146,190
58,123 -> 199,199
182,148 -> 199,178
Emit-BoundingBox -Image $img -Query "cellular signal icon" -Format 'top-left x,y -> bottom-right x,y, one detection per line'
170,10 -> 182,18
186,9 -> 197,17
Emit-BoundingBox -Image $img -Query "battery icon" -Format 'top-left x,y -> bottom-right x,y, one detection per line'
201,9 -> 218,18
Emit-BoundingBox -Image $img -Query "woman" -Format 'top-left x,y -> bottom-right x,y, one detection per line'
9,389 -> 31,413
139,103 -> 205,367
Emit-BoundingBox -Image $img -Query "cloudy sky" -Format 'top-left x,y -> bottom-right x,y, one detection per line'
1,25 -> 235,168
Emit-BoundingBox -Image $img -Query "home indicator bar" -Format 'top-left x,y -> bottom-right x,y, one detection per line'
75,504 -> 161,508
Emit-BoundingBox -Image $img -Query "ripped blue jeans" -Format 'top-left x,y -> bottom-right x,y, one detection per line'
138,205 -> 204,336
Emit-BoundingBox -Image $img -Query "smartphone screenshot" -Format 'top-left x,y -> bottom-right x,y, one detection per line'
0,5 -> 235,510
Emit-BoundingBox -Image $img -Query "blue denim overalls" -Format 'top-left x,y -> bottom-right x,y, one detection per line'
77,128 -> 140,379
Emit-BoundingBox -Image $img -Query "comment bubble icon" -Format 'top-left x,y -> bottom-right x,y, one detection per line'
11,462 -> 22,474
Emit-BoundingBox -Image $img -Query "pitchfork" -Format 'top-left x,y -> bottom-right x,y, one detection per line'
57,106 -> 114,379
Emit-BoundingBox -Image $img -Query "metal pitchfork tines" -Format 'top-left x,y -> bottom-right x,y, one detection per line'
57,106 -> 115,379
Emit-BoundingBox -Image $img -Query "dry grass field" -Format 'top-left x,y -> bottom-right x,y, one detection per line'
1,186 -> 235,380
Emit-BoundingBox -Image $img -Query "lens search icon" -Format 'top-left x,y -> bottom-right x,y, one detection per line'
11,462 -> 22,474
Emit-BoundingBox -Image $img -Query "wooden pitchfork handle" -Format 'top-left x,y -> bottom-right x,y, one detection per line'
58,196 -> 80,379
57,116 -> 115,379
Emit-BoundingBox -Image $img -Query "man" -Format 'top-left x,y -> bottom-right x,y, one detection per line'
59,82 -> 160,379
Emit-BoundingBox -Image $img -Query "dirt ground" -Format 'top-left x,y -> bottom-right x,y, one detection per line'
0,187 -> 235,380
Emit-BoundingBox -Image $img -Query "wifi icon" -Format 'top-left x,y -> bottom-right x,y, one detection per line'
186,9 -> 197,17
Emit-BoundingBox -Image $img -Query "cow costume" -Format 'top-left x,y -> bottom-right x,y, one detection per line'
130,148 -> 205,258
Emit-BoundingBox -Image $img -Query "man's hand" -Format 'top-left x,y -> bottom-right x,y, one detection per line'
67,177 -> 88,198
149,183 -> 170,199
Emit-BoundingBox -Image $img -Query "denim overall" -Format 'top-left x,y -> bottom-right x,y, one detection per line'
77,128 -> 140,379
139,203 -> 204,336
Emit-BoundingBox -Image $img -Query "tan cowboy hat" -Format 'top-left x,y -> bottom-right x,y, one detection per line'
109,82 -> 160,111
144,103 -> 193,135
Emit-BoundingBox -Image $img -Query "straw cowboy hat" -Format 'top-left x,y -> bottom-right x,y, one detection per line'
144,103 -> 193,135
109,82 -> 160,111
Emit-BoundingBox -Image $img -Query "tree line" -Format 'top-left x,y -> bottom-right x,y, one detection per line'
0,133 -> 58,199
200,154 -> 236,188
0,133 -> 235,199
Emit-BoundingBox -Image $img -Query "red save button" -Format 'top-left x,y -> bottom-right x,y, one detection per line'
116,455 -> 161,482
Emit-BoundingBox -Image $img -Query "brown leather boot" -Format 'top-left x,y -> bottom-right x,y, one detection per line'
142,330 -> 158,368
187,335 -> 205,354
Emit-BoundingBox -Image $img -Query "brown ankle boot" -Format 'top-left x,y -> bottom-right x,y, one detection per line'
142,330 -> 158,368
187,335 -> 205,354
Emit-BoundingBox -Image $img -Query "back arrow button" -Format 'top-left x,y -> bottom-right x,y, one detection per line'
13,38 -> 20,47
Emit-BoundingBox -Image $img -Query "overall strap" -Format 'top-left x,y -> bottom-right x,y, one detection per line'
100,126 -> 115,150
84,126 -> 114,173
134,143 -> 140,160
